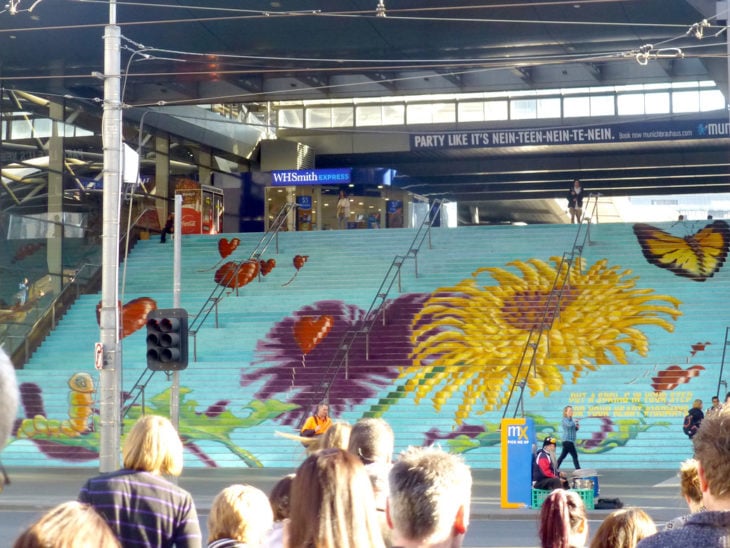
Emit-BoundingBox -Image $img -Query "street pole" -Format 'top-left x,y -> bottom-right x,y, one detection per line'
171,194 -> 182,430
98,0 -> 123,473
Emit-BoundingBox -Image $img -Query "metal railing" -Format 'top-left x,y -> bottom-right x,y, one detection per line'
299,200 -> 443,423
3,262 -> 101,367
1,204 -> 156,367
185,202 -> 295,360
123,203 -> 296,414
501,194 -> 599,418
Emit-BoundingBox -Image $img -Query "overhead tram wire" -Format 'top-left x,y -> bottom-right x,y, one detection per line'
1,2 -> 727,107
69,0 -> 635,12
0,3 -> 703,35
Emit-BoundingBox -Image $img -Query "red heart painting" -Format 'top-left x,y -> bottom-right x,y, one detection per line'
690,342 -> 710,356
218,237 -> 240,259
214,261 -> 259,288
96,297 -> 157,339
651,365 -> 705,392
293,255 -> 309,270
293,315 -> 333,355
260,258 -> 276,276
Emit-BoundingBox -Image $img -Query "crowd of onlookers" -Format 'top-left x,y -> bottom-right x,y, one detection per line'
537,400 -> 730,548
10,413 -> 472,547
10,400 -> 730,547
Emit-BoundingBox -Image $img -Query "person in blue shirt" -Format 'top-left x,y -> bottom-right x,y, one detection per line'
557,405 -> 581,470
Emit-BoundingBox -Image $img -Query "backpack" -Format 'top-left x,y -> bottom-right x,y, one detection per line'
683,414 -> 695,437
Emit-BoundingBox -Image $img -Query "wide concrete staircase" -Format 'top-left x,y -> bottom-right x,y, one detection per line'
6,220 -> 728,470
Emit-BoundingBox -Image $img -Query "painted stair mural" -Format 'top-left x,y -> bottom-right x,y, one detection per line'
4,219 -> 729,470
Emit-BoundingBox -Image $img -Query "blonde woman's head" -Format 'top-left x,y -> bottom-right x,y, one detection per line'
122,415 -> 184,476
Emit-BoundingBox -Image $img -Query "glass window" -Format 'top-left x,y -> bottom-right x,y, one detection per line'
673,90 -> 699,113
700,89 -> 726,112
484,101 -> 508,120
563,96 -> 590,117
306,108 -> 332,128
458,102 -> 486,122
617,93 -> 645,115
407,103 -> 455,125
590,95 -> 614,116
10,119 -> 32,139
432,103 -> 456,124
278,108 -> 304,128
331,107 -> 354,127
382,104 -> 405,125
511,99 -> 536,120
537,98 -> 561,118
644,92 -> 670,114
33,118 -> 52,138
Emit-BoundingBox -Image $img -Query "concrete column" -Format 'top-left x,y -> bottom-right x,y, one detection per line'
155,135 -> 171,223
46,101 -> 64,295
198,147 -> 212,186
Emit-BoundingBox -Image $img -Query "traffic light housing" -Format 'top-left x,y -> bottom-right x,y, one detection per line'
146,308 -> 189,371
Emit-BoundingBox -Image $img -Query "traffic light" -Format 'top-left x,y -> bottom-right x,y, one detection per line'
146,308 -> 189,371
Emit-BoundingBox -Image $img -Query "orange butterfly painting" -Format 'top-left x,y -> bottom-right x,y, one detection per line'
633,220 -> 730,281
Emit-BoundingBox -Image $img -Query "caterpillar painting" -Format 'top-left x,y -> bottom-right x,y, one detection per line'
17,372 -> 95,438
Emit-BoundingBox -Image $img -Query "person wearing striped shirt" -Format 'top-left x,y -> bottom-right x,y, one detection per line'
79,415 -> 202,547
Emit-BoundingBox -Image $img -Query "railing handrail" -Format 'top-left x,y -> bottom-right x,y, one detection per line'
1,261 -> 102,364
300,200 -> 443,422
501,195 -> 598,418
189,202 -> 295,335
1,202 -> 156,364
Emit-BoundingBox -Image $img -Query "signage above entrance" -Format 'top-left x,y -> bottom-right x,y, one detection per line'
271,168 -> 352,186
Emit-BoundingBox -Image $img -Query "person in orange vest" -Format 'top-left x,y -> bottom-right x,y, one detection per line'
300,403 -> 332,438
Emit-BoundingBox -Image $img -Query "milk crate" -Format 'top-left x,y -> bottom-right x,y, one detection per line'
531,488 -> 594,510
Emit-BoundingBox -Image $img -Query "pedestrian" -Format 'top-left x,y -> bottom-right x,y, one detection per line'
13,500 -> 120,548
590,507 -> 656,548
336,190 -> 350,229
78,415 -> 202,547
637,408 -> 730,547
663,458 -> 704,531
16,278 -> 29,306
557,405 -> 581,470
684,399 -> 704,439
539,489 -> 588,548
160,212 -> 174,243
207,484 -> 273,548
707,396 -> 723,416
300,403 -> 332,438
568,178 -> 584,224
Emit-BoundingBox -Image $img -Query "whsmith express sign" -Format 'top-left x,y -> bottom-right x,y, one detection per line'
411,118 -> 730,150
271,168 -> 351,186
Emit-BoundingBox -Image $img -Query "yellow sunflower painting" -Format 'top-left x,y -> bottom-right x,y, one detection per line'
404,257 -> 682,423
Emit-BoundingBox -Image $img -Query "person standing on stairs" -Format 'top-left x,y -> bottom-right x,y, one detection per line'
160,212 -> 174,243
300,403 -> 332,438
337,189 -> 350,229
557,405 -> 581,470
568,178 -> 584,224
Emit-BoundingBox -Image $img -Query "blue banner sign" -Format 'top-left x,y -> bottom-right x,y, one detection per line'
500,417 -> 535,509
271,168 -> 351,186
296,195 -> 312,210
411,118 -> 730,150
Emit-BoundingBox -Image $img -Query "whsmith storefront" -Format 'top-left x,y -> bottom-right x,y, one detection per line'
242,168 -> 440,232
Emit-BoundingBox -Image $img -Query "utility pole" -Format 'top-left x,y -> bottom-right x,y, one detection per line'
98,0 -> 123,473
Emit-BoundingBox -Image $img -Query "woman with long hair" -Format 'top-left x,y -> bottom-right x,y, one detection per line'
538,489 -> 588,548
557,405 -> 581,470
286,448 -> 385,548
590,507 -> 656,548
